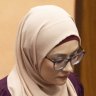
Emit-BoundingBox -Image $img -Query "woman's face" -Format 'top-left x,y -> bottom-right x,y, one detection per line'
40,40 -> 79,85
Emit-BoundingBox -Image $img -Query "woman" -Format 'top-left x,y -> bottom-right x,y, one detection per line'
0,5 -> 84,96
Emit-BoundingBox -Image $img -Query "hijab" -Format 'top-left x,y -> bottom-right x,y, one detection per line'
7,5 -> 80,96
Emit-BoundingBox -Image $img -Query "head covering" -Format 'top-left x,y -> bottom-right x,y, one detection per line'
55,35 -> 80,47
7,5 -> 80,96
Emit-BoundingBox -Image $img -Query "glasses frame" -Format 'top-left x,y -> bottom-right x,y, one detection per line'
46,46 -> 85,71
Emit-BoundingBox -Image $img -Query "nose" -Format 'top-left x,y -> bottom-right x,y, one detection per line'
62,62 -> 73,72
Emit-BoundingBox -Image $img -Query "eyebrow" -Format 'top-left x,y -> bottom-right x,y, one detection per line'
49,46 -> 80,58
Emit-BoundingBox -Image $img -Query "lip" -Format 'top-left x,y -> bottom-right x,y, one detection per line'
57,75 -> 68,79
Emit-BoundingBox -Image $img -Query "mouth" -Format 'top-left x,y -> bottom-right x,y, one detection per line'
57,75 -> 68,79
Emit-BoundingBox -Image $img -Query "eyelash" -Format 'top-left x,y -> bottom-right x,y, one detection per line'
53,58 -> 64,63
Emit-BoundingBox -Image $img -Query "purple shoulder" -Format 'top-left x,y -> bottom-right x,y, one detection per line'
68,73 -> 84,96
0,76 -> 11,96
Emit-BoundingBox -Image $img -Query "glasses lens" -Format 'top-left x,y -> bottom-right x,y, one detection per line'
71,51 -> 85,65
54,59 -> 68,70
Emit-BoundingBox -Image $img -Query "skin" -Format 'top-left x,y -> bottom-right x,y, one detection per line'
40,40 -> 79,85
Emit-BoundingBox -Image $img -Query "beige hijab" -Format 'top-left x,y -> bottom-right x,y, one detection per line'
7,5 -> 80,96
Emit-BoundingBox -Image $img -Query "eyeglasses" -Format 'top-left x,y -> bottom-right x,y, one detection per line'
46,46 -> 85,71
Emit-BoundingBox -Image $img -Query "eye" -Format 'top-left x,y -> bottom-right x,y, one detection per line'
47,54 -> 67,64
55,59 -> 64,64
53,57 -> 64,64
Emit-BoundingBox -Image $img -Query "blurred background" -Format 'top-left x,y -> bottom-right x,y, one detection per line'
0,0 -> 96,96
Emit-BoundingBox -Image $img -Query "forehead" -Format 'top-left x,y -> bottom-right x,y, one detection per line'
47,40 -> 79,56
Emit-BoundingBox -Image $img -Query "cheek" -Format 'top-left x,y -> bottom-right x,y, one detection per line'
40,59 -> 58,83
40,59 -> 68,85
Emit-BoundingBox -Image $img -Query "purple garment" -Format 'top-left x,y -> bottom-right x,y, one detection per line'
68,73 -> 84,96
0,77 -> 11,96
0,73 -> 84,96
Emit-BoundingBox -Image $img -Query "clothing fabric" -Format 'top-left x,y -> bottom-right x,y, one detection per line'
0,77 -> 11,96
6,5 -> 81,96
0,73 -> 84,96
